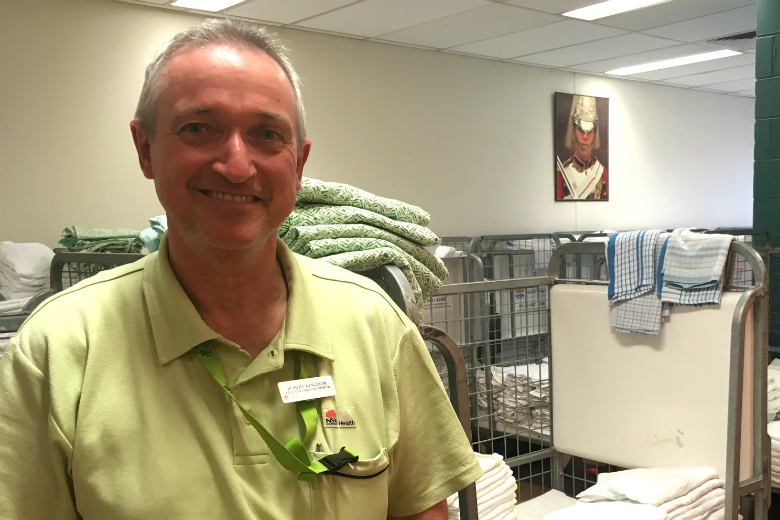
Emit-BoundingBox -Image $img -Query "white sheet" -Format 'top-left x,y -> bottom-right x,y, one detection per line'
576,467 -> 718,506
517,490 -> 577,520
541,501 -> 668,520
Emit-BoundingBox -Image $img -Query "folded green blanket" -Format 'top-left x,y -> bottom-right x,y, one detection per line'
297,177 -> 430,226
280,205 -> 438,247
59,226 -> 141,246
297,238 -> 443,305
283,224 -> 448,281
67,238 -> 144,254
320,248 -> 432,313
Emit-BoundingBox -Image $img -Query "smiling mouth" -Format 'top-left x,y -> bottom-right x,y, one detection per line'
199,189 -> 259,204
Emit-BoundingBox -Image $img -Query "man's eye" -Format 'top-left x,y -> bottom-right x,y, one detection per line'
181,123 -> 207,134
260,129 -> 282,141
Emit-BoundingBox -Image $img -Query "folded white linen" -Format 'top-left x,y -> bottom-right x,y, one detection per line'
517,490 -> 578,520
0,241 -> 54,278
576,467 -> 718,506
541,501 -> 669,520
481,499 -> 517,520
768,421 -> 780,441
0,296 -> 31,315
673,488 -> 724,520
658,478 -> 722,514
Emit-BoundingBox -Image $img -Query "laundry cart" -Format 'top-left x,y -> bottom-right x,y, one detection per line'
49,249 -> 145,291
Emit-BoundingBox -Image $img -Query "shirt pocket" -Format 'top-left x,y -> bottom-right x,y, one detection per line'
309,448 -> 390,520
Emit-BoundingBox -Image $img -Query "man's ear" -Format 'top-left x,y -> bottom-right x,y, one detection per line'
295,138 -> 312,191
130,120 -> 154,180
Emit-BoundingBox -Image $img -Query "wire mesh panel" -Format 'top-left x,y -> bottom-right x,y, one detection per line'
438,236 -> 473,255
422,276 -> 556,505
468,235 -> 560,282
50,251 -> 144,291
560,456 -> 624,497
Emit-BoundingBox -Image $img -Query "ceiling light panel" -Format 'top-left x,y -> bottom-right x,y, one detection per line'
595,0 -> 755,32
375,4 -> 560,49
563,0 -> 674,21
606,49 -> 742,75
225,0 -> 358,25
628,52 -> 754,81
570,42 -> 711,73
663,64 -> 755,87
643,4 -> 757,42
451,19 -> 625,60
295,0 -> 488,39
171,0 -> 245,11
501,0 -> 601,14
515,33 -> 675,68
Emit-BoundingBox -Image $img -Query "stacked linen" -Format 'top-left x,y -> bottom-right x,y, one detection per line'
0,241 -> 55,301
59,226 -> 144,253
476,362 -> 550,433
768,421 -> 780,486
447,453 -> 519,520
279,177 -> 448,309
767,360 -> 780,421
543,467 -> 726,520
517,490 -> 577,520
659,230 -> 734,306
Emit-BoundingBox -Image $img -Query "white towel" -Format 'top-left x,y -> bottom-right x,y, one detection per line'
673,488 -> 724,520
517,490 -> 578,520
0,241 -> 54,278
576,467 -> 719,506
657,478 -> 722,514
541,501 -> 669,520
768,421 -> 780,441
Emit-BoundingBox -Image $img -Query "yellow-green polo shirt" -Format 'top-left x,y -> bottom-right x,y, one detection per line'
0,236 -> 481,520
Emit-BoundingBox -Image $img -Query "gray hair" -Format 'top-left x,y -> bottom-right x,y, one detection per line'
134,18 -> 306,150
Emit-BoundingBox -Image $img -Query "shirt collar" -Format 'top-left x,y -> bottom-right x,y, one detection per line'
144,233 -> 334,365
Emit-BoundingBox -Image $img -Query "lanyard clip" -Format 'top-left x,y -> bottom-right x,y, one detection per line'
318,447 -> 359,473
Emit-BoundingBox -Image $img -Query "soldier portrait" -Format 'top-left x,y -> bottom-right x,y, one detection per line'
554,93 -> 609,201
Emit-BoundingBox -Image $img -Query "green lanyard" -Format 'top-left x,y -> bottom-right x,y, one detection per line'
195,342 -> 358,481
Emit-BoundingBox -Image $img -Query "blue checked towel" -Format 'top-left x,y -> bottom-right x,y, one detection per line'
608,231 -> 666,335
607,230 -> 662,302
660,230 -> 734,306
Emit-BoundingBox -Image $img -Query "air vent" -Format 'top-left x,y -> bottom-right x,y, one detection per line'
711,31 -> 756,42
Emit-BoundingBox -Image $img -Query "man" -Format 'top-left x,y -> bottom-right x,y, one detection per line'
556,95 -> 608,200
0,19 -> 480,519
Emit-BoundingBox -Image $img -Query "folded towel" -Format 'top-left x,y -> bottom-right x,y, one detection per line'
296,177 -> 430,226
283,224 -> 447,280
609,233 -> 668,335
541,501 -> 668,520
607,230 -> 662,301
658,478 -> 722,514
59,225 -> 141,244
280,204 -> 438,247
660,230 -> 734,306
663,230 -> 734,289
517,490 -> 578,520
577,467 -> 718,506
139,215 -> 167,254
672,488 -> 724,520
0,241 -> 54,279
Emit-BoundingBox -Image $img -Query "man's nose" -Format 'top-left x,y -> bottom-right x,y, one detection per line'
212,130 -> 256,183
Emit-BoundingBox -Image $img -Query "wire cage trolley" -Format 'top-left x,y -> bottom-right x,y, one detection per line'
417,240 -> 769,520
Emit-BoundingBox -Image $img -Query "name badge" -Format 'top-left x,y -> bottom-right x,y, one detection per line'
278,376 -> 336,404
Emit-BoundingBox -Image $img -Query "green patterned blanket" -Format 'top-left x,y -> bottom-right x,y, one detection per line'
279,204 -> 438,247
297,177 -> 430,226
59,226 -> 144,253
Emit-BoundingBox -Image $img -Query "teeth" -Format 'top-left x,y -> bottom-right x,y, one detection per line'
205,190 -> 255,203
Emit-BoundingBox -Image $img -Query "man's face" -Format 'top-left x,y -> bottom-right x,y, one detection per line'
132,44 -> 310,251
573,125 -> 595,153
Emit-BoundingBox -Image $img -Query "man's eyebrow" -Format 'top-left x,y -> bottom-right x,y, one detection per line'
254,111 -> 292,125
176,106 -> 213,117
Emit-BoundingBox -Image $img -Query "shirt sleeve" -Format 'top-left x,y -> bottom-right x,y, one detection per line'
0,337 -> 80,520
386,324 -> 482,517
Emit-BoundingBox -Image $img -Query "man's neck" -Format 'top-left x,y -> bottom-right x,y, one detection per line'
166,230 -> 288,357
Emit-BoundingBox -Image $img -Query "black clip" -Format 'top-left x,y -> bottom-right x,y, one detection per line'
318,447 -> 359,473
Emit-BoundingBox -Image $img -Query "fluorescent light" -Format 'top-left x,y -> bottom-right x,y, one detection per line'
606,50 -> 742,76
171,0 -> 245,12
564,0 -> 673,21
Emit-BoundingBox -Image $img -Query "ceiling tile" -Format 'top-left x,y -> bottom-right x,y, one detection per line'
500,0 -> 598,15
225,0 -> 358,24
642,4 -> 757,42
570,43 -> 713,73
451,19 -> 625,60
663,64 -> 755,86
629,52 -> 754,80
295,0 -> 489,38
514,33 -> 676,68
374,4 -> 560,49
597,0 -> 755,32
734,89 -> 755,97
700,77 -> 756,92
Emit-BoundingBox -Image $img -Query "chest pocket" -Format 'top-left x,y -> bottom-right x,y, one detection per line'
309,448 -> 390,520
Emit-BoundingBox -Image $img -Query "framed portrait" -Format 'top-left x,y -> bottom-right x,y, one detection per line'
554,92 -> 609,201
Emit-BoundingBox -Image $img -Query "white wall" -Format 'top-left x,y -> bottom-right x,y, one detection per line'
0,0 -> 754,247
